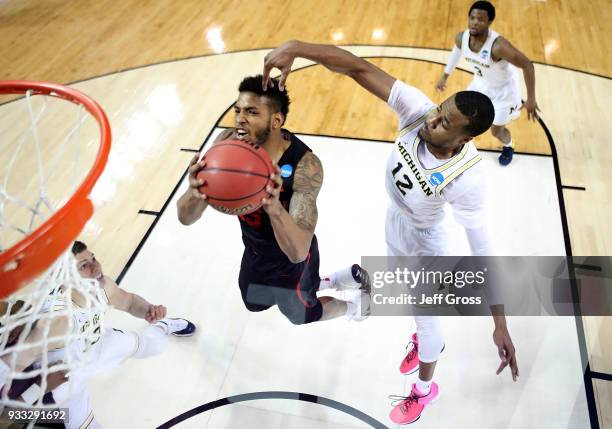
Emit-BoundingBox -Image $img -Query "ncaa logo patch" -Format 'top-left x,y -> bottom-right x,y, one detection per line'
430,172 -> 444,186
481,49 -> 489,59
280,164 -> 293,178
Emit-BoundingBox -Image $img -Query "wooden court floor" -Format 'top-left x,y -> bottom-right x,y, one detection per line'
1,0 -> 610,427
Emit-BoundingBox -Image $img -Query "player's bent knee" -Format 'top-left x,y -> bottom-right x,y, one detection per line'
415,316 -> 445,363
490,125 -> 503,137
133,327 -> 166,359
284,303 -> 323,325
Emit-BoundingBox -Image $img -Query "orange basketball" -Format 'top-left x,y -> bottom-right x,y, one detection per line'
196,139 -> 273,215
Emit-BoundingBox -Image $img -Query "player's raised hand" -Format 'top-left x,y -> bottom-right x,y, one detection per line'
187,153 -> 208,200
435,74 -> 448,92
145,304 -> 167,323
262,163 -> 283,217
520,98 -> 540,121
263,40 -> 298,91
493,325 -> 519,381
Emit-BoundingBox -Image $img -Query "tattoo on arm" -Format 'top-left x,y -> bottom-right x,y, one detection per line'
289,152 -> 323,232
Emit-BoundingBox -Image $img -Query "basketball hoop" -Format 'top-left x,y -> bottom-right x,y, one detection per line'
0,81 -> 110,297
0,81 -> 111,409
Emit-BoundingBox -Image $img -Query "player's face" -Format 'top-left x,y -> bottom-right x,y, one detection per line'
234,92 -> 277,145
418,95 -> 471,151
75,249 -> 103,280
468,9 -> 491,36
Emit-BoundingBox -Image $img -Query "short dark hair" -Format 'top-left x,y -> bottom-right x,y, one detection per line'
238,75 -> 290,121
454,91 -> 494,137
72,240 -> 87,255
469,1 -> 495,21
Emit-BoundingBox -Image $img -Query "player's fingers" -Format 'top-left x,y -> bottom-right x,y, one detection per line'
262,61 -> 273,91
278,67 -> 290,91
510,356 -> 519,381
190,188 -> 207,200
189,153 -> 200,166
188,163 -> 200,176
498,346 -> 507,363
189,177 -> 204,188
266,183 -> 280,196
270,173 -> 282,187
188,161 -> 205,177
496,351 -> 509,375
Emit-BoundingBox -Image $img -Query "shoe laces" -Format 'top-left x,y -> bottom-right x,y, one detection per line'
404,341 -> 418,362
389,393 -> 420,413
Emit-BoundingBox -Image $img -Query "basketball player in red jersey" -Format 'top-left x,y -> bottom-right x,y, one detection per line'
177,75 -> 369,325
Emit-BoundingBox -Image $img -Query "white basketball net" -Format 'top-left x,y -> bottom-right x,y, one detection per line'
0,88 -> 108,411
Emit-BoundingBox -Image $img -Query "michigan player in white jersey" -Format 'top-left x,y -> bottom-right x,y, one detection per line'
0,242 -> 196,428
263,40 -> 518,425
435,1 -> 540,166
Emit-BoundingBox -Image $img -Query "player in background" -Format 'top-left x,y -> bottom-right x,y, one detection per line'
435,1 -> 539,166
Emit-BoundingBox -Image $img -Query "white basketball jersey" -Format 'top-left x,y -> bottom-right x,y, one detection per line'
386,81 -> 484,230
49,288 -> 108,360
461,29 -> 517,88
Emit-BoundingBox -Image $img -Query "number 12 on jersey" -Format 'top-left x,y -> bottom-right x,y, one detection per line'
391,162 -> 413,196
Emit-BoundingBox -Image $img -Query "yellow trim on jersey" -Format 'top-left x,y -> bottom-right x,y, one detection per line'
413,138 -> 470,174
101,288 -> 110,306
435,154 -> 482,197
398,107 -> 436,137
79,411 -> 95,428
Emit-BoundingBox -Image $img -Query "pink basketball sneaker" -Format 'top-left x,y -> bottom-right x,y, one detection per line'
389,382 -> 439,425
399,333 -> 445,374
399,333 -> 419,374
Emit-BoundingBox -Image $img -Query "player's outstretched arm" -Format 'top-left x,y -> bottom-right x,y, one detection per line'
465,226 -> 518,381
263,40 -> 395,102
490,304 -> 519,381
263,152 -> 323,263
436,32 -> 463,92
177,128 -> 234,225
492,38 -> 540,121
103,278 -> 166,322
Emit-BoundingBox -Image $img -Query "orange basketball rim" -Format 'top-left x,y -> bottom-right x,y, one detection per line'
0,80 -> 111,298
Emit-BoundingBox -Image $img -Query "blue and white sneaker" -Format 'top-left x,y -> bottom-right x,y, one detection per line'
156,318 -> 196,337
499,146 -> 514,166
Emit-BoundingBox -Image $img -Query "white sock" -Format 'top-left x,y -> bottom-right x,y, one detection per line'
503,139 -> 513,147
416,377 -> 432,395
334,266 -> 359,286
